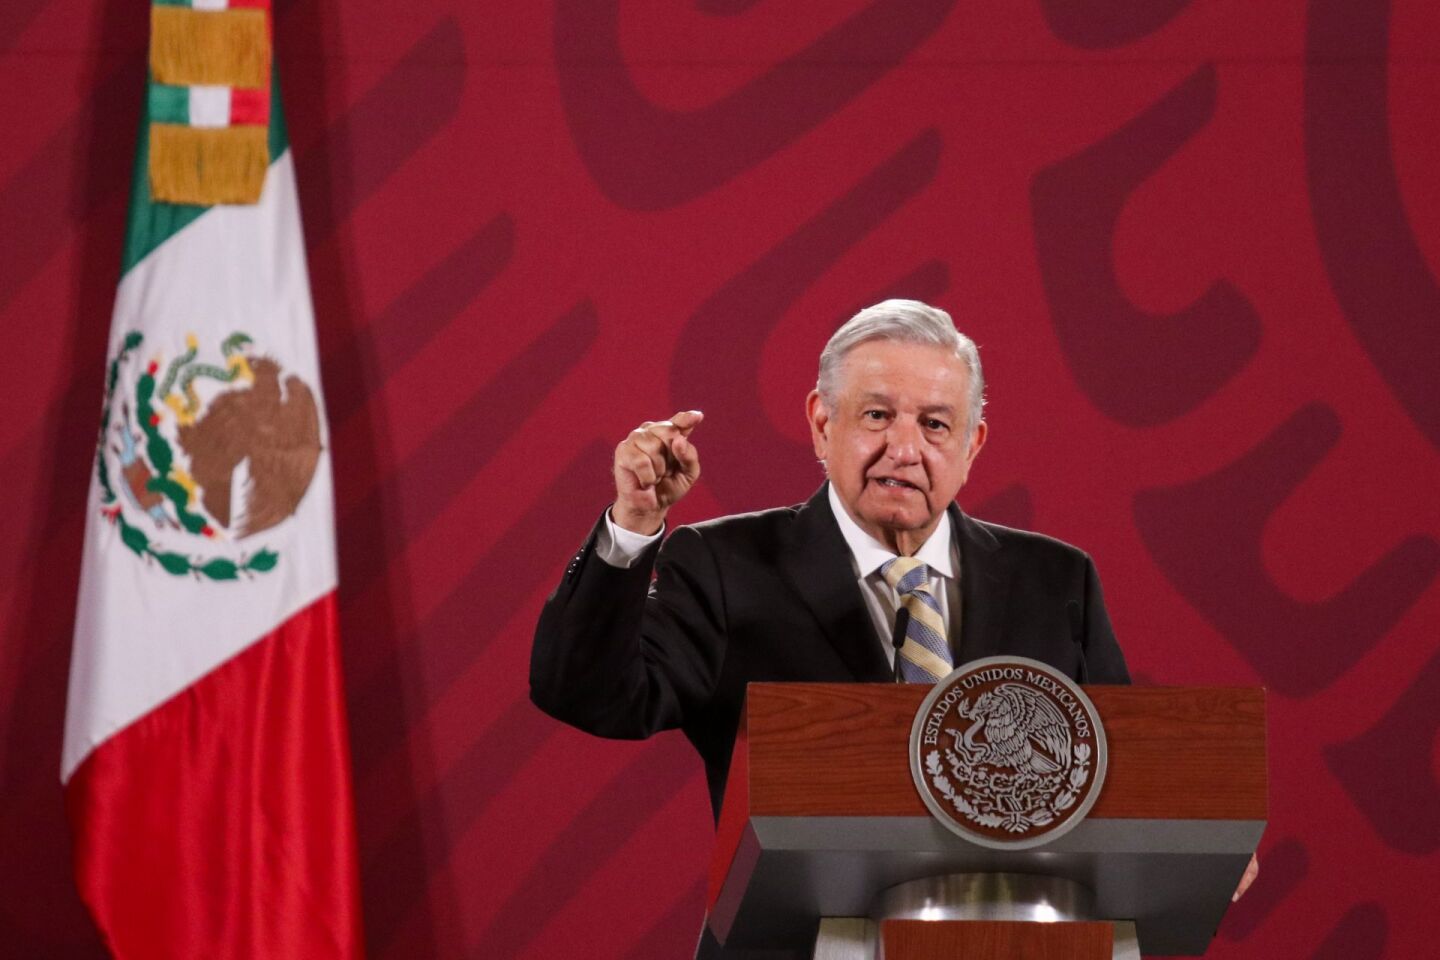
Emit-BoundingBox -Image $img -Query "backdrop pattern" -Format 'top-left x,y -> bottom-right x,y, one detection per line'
1,1 -> 1437,957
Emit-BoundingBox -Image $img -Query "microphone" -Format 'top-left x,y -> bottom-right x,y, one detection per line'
890,606 -> 910,683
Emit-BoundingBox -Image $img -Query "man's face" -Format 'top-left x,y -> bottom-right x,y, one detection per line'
806,339 -> 986,555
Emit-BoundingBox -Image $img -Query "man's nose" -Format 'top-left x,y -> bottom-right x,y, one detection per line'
885,418 -> 922,463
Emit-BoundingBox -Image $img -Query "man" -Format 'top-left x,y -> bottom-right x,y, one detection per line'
531,300 -> 1130,815
531,300 -> 1257,956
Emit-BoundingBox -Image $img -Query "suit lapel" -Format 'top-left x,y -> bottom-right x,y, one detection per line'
779,486 -> 892,682
954,505 -> 1009,665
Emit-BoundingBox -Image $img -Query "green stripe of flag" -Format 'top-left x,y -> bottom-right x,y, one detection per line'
148,84 -> 190,125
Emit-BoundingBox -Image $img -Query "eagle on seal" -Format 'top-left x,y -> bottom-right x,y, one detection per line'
177,357 -> 321,538
954,683 -> 1073,776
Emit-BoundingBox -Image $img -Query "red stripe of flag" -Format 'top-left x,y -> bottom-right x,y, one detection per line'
66,594 -> 364,959
230,87 -> 270,126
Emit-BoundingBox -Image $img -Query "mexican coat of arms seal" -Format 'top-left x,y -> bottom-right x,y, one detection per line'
93,329 -> 321,581
910,656 -> 1108,849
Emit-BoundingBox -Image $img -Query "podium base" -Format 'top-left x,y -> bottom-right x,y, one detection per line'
812,873 -> 1139,960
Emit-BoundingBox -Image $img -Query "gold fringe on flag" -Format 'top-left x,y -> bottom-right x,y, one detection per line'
150,7 -> 270,89
149,124 -> 269,205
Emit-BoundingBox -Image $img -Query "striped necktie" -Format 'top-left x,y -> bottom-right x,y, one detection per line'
881,557 -> 953,683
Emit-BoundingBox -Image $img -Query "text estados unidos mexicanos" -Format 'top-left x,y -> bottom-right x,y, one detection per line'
922,667 -> 1092,745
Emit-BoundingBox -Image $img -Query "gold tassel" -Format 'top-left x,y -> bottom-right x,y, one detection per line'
150,7 -> 270,89
149,124 -> 269,206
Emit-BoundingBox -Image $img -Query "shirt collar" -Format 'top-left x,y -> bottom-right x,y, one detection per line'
826,482 -> 955,580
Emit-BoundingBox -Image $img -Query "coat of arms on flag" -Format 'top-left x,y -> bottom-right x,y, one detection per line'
96,328 -> 321,580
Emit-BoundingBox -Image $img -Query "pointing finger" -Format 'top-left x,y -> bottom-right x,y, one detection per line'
645,410 -> 703,441
669,410 -> 704,435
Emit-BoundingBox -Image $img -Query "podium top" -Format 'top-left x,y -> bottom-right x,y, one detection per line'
735,683 -> 1265,820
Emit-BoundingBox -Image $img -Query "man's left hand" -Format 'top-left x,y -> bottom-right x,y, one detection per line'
1232,854 -> 1259,901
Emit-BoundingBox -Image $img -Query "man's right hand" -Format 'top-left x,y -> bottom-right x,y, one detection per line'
612,410 -> 704,535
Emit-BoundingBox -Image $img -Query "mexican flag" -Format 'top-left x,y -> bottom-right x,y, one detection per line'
62,3 -> 365,956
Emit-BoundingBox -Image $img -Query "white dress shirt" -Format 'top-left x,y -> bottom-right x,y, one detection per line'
824,484 -> 961,667
596,484 -> 961,667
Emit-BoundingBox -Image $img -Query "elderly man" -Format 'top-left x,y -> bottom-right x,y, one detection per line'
530,299 -> 1261,957
531,300 -> 1130,819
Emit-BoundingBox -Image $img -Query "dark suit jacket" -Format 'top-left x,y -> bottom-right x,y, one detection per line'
531,484 -> 1130,818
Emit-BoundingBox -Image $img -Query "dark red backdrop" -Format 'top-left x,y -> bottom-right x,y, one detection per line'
2,1 -> 1437,957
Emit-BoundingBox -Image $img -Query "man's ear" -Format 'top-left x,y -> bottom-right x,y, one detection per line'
966,419 -> 987,468
805,390 -> 830,460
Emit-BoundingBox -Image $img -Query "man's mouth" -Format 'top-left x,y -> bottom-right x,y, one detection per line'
873,477 -> 920,492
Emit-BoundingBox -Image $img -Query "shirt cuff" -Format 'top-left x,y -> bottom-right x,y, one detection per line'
597,508 -> 664,568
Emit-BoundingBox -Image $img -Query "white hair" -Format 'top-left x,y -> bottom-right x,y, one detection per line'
816,299 -> 986,437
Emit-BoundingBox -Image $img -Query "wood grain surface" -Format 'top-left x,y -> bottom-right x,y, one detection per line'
740,683 -> 1267,820
881,919 -> 1113,959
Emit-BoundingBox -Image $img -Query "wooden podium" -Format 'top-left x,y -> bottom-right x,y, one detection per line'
706,683 -> 1266,959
